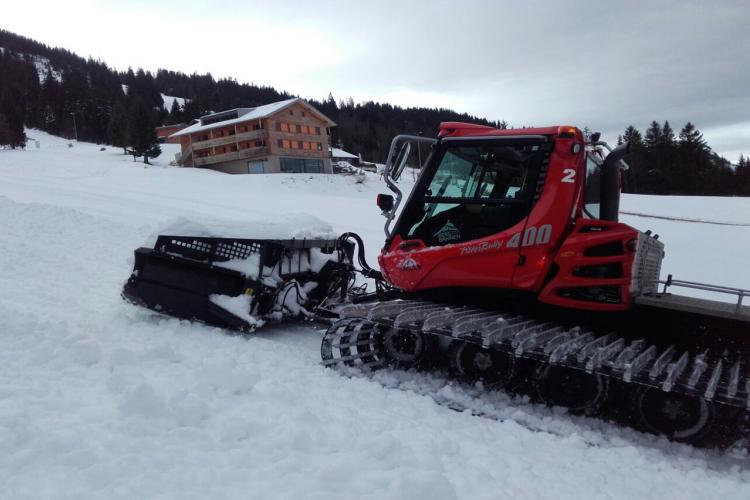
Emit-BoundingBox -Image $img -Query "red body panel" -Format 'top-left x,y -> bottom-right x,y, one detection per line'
537,219 -> 639,310
379,123 -> 641,312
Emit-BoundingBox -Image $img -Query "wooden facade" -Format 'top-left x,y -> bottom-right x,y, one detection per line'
156,124 -> 189,144
173,99 -> 335,174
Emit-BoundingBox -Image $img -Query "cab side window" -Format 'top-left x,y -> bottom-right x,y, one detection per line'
584,155 -> 602,218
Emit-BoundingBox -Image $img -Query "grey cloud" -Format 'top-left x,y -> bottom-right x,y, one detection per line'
288,0 -> 749,157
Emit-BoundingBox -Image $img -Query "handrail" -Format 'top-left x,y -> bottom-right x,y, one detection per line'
382,135 -> 436,238
652,274 -> 749,313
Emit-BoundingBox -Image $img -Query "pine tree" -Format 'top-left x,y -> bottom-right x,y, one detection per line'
622,125 -> 643,147
661,121 -> 675,146
621,126 -> 645,193
736,155 -> 750,196
41,70 -> 61,134
675,122 -> 712,194
0,89 -> 26,148
644,121 -> 661,148
127,97 -> 161,164
678,122 -> 707,151
0,112 -> 10,147
642,121 -> 668,193
107,100 -> 129,154
167,99 -> 182,124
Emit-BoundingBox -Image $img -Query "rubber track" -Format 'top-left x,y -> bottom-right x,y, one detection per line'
321,299 -> 750,410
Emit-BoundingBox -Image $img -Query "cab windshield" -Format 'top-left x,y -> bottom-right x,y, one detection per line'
397,140 -> 547,246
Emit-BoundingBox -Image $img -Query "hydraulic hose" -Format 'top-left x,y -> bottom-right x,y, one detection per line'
337,232 -> 383,281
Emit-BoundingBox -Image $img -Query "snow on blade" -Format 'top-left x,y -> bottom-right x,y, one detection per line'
150,213 -> 337,242
209,293 -> 265,328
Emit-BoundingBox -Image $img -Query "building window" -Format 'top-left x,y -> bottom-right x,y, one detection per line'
316,142 -> 323,151
302,111 -> 306,117
280,158 -> 324,173
315,127 -> 321,135
297,140 -> 304,149
280,157 -> 303,173
296,124 -> 302,133
277,139 -> 283,148
304,159 -> 323,173
248,160 -> 267,174
289,110 -> 293,115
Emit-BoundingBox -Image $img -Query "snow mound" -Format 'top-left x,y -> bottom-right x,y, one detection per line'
149,213 -> 338,243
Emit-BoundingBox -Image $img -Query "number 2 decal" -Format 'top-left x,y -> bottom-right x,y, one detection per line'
561,168 -> 576,183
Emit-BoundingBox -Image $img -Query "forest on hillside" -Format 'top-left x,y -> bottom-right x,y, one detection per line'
1,29 -> 749,195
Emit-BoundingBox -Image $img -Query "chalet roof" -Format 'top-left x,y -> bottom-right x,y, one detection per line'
331,147 -> 358,159
156,123 -> 190,130
170,98 -> 336,138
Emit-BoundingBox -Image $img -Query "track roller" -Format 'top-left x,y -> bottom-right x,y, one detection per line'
379,327 -> 434,369
534,365 -> 609,414
634,387 -> 713,443
449,342 -> 514,389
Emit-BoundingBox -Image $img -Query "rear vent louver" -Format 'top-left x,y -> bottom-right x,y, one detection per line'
557,286 -> 621,304
572,263 -> 623,279
583,241 -> 623,257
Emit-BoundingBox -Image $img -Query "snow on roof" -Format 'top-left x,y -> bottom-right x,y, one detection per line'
170,98 -> 334,138
331,147 -> 358,159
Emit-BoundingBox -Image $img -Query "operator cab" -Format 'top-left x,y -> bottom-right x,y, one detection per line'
394,137 -> 552,246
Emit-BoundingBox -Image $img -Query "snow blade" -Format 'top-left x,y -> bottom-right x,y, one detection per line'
122,235 -> 354,330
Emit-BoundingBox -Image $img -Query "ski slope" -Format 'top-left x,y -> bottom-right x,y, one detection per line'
1,130 -> 750,499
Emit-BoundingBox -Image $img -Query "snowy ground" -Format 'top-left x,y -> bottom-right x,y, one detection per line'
1,130 -> 750,499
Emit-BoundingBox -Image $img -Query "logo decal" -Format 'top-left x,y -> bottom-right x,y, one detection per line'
434,220 -> 461,243
460,239 -> 503,255
397,257 -> 420,271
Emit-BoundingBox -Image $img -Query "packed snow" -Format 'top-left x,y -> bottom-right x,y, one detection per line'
161,94 -> 187,111
120,85 -> 187,111
1,129 -> 750,499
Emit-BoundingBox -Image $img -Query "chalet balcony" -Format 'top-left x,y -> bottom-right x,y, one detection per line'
192,146 -> 268,166
191,129 -> 265,149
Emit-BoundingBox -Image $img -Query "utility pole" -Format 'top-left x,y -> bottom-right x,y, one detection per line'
70,112 -> 78,141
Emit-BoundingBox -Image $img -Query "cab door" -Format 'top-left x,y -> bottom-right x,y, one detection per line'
510,135 -> 584,291
381,137 -> 551,292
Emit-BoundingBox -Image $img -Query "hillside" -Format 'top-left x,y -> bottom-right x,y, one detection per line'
0,29 -> 504,163
3,28 -> 748,197
1,131 -> 750,498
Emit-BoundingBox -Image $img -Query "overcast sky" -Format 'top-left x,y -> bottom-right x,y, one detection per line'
4,0 -> 750,161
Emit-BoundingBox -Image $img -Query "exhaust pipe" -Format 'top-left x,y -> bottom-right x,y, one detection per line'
600,141 -> 630,222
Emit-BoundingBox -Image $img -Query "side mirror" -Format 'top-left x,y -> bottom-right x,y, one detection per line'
391,142 -> 412,181
376,193 -> 394,213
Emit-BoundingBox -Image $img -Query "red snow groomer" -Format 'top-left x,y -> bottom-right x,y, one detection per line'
123,123 -> 750,446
